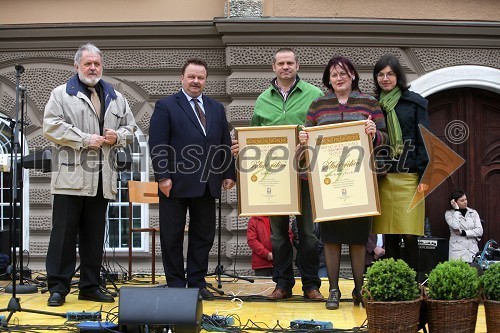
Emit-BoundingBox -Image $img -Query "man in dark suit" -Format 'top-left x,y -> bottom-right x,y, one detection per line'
149,58 -> 236,299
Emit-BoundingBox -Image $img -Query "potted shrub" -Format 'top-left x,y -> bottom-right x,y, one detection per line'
425,260 -> 481,333
362,258 -> 422,333
480,263 -> 500,332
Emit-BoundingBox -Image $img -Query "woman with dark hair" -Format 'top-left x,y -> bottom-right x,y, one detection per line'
299,55 -> 388,310
371,53 -> 431,275
445,190 -> 483,262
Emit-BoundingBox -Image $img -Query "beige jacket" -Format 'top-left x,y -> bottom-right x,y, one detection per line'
43,76 -> 136,200
445,207 -> 483,263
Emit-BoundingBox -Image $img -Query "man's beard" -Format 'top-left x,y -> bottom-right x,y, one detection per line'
78,71 -> 102,86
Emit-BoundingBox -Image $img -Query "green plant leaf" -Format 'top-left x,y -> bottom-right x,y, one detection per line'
480,263 -> 500,301
427,260 -> 480,300
363,258 -> 420,301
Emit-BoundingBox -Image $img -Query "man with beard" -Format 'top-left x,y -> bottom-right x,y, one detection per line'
43,43 -> 136,306
149,58 -> 236,299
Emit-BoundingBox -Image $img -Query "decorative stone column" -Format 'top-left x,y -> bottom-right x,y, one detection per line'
225,0 -> 263,17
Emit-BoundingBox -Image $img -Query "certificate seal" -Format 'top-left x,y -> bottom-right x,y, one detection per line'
324,177 -> 331,185
251,175 -> 258,182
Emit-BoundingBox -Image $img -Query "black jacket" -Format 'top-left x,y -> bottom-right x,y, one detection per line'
378,89 -> 430,180
149,90 -> 236,198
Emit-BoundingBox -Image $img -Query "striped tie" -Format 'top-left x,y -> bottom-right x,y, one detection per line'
192,98 -> 206,129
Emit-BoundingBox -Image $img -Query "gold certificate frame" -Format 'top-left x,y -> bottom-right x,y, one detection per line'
235,125 -> 300,216
304,120 -> 380,222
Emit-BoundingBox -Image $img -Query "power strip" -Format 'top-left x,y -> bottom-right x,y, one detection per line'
76,321 -> 118,332
290,319 -> 333,329
101,271 -> 127,283
67,311 -> 101,321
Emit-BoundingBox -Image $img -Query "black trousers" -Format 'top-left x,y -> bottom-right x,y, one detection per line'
159,193 -> 216,289
46,178 -> 109,296
270,180 -> 321,293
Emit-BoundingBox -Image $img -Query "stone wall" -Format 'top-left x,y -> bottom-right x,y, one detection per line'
0,17 -> 498,278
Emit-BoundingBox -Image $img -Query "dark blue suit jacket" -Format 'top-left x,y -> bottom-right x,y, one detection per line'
149,90 -> 236,198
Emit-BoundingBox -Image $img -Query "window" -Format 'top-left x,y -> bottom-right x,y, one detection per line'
105,131 -> 150,253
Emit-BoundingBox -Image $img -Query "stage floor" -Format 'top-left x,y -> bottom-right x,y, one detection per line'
0,274 -> 488,332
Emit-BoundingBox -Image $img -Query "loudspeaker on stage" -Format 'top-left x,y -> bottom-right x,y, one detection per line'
0,230 -> 10,279
118,286 -> 202,333
0,229 -> 9,256
418,237 -> 449,283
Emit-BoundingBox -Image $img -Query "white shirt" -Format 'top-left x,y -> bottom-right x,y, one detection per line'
182,89 -> 206,135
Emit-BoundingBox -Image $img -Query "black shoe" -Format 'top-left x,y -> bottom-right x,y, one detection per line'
48,292 -> 65,307
78,288 -> 115,303
199,287 -> 214,300
326,289 -> 341,310
352,289 -> 364,307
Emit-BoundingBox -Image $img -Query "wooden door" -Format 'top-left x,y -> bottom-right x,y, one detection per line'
426,88 -> 500,246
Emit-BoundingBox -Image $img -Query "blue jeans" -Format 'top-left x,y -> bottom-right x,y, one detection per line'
270,180 -> 321,292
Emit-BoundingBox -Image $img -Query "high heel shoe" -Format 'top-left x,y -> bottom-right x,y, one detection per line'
352,289 -> 364,307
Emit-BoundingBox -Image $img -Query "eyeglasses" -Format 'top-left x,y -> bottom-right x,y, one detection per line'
330,72 -> 350,79
377,72 -> 396,79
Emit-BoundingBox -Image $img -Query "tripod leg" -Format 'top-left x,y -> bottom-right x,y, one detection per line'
211,264 -> 254,285
100,266 -> 118,297
0,296 -> 66,326
206,283 -> 224,295
5,309 -> 16,326
206,196 -> 254,288
221,270 -> 253,282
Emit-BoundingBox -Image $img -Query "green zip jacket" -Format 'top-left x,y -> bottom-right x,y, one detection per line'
251,78 -> 324,126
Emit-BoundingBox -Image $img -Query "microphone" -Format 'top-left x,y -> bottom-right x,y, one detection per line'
15,64 -> 25,74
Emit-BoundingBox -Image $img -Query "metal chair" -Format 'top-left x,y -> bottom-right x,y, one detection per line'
127,180 -> 159,283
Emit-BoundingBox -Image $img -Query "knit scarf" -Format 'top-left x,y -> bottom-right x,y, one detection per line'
379,87 -> 403,157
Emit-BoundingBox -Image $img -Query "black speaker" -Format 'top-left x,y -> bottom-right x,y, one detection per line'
21,148 -> 52,172
114,147 -> 132,171
418,237 -> 449,282
118,286 -> 202,333
0,230 -> 11,279
0,230 -> 9,256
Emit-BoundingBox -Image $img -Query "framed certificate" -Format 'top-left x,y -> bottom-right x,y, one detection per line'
304,120 -> 380,222
235,125 -> 300,216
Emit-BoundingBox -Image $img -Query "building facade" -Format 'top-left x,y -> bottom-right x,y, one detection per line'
1,0 -> 499,277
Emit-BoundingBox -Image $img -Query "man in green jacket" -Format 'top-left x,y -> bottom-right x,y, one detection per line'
235,48 -> 324,299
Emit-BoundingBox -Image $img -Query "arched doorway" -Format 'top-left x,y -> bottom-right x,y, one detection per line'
410,66 -> 500,245
426,88 -> 500,244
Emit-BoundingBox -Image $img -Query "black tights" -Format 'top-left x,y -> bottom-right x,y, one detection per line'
323,243 -> 366,293
384,234 -> 419,274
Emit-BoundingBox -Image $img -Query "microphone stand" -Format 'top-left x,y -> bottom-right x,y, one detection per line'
206,192 -> 253,293
4,84 -> 37,295
0,64 -> 65,326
